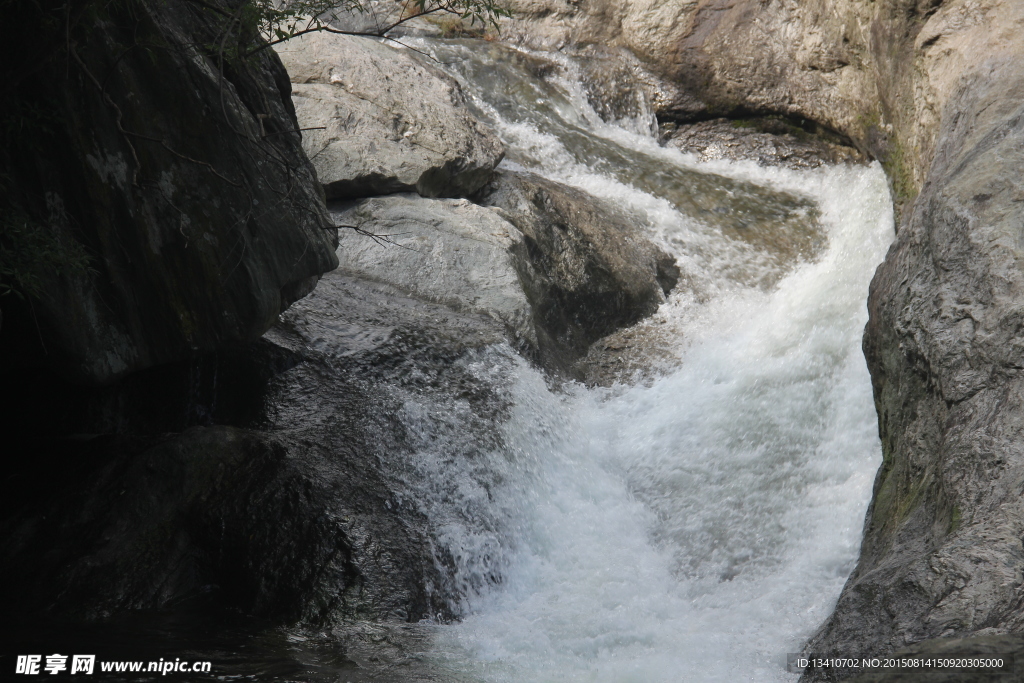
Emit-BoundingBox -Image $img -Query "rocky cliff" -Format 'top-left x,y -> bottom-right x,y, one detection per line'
0,0 -> 338,385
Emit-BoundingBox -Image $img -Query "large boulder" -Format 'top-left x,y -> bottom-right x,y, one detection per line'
0,0 -> 338,385
0,269 -> 517,625
0,425 -> 445,623
330,194 -> 536,350
275,33 -> 504,200
474,170 -> 678,369
331,178 -> 678,372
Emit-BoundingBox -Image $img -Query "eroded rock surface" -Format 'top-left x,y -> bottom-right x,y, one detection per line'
0,271 -> 519,626
332,176 -> 678,374
493,0 -> 1024,664
330,194 -> 536,349
275,33 -> 504,200
803,60 -> 1024,673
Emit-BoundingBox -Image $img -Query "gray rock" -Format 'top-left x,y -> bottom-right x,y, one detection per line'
474,170 -> 679,372
662,117 -> 865,169
275,33 -> 504,200
503,0 -> 1024,663
330,175 -> 678,373
0,0 -> 338,385
0,425 -> 446,623
330,194 -> 536,349
802,60 -> 1024,676
841,634 -> 1024,683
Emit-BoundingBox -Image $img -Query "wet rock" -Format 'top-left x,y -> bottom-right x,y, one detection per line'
569,44 -> 703,133
0,425 -> 444,624
842,634 -> 1024,683
275,33 -> 504,200
503,0 -> 1024,663
474,169 -> 678,371
331,183 -> 677,373
662,118 -> 864,169
0,0 -> 338,385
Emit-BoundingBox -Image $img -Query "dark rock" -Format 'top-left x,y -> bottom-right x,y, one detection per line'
0,0 -> 338,386
842,634 -> 1024,683
475,170 -> 678,371
0,426 -> 443,624
0,267 -> 521,627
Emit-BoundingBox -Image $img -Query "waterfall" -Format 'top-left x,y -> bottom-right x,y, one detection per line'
360,38 -> 896,682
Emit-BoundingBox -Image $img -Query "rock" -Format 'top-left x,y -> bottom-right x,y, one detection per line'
275,33 -> 504,200
330,194 -> 536,351
569,44 -> 703,131
663,117 -> 865,169
474,170 -> 678,370
330,175 -> 678,373
503,0 -> 1024,664
841,634 -> 1024,683
0,271 -> 518,626
501,0 -> 1024,210
0,425 -> 446,623
0,0 -> 338,385
802,60 -> 1024,674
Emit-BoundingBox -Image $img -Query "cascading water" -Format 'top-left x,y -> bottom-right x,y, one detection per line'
356,38 -> 896,682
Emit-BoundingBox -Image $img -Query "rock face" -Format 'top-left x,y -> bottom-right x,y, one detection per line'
331,194 -> 536,349
0,0 -> 338,385
805,59 -> 1024,668
0,425 -> 445,623
0,271 -> 516,625
662,117 -> 864,169
275,33 -> 504,200
502,0 -> 1024,208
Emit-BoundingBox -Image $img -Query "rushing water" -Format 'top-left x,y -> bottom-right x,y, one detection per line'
369,38 -> 896,683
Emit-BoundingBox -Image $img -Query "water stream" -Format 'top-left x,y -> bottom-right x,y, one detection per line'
377,38 -> 896,682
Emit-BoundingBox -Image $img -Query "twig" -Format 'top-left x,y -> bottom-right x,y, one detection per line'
329,224 -> 418,250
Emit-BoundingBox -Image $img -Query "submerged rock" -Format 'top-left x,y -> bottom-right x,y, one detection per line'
276,33 -> 504,200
